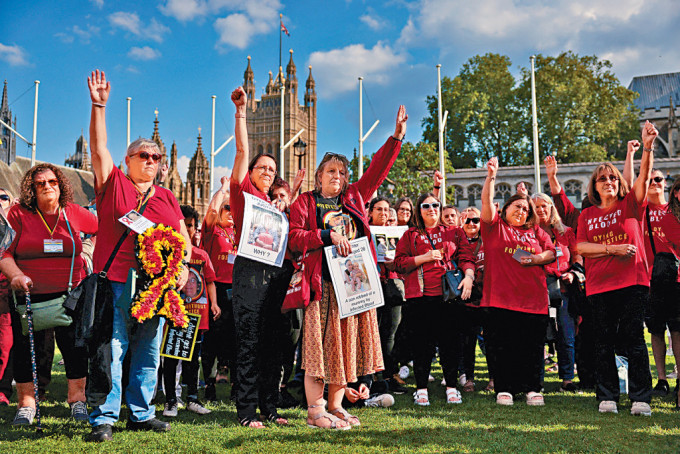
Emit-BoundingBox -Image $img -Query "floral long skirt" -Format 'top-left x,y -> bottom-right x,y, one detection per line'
302,281 -> 384,385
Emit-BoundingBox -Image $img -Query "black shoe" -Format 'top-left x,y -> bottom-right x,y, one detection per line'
559,382 -> 578,393
205,384 -> 217,402
278,387 -> 300,409
126,418 -> 171,432
90,424 -> 113,442
652,379 -> 670,397
386,378 -> 408,395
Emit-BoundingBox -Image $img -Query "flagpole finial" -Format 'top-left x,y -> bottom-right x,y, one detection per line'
280,13 -> 283,18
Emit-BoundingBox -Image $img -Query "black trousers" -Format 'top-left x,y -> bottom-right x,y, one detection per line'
377,305 -> 402,378
232,256 -> 293,420
164,340 -> 201,401
485,307 -> 547,395
279,309 -> 302,387
588,285 -> 652,403
201,282 -> 236,387
402,296 -> 462,389
460,305 -> 487,382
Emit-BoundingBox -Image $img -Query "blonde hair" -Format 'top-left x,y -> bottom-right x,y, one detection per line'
531,193 -> 566,235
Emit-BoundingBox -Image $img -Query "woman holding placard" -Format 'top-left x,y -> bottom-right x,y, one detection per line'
288,105 -> 407,430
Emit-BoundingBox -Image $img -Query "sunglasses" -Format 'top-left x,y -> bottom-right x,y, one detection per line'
253,165 -> 276,175
221,204 -> 231,211
34,179 -> 59,188
650,176 -> 664,184
464,217 -> 480,225
0,195 -> 10,201
420,202 -> 440,210
596,174 -> 619,183
135,151 -> 162,162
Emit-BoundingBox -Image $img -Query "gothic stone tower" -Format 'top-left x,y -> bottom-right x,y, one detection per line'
0,81 -> 17,165
64,133 -> 91,171
242,50 -> 317,191
166,141 -> 184,198
183,129 -> 210,219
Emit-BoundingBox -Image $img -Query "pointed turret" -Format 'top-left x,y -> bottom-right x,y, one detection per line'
150,109 -> 166,157
243,56 -> 256,110
166,141 -> 184,196
185,127 -> 210,217
305,65 -> 317,108
1,81 -> 8,115
266,71 -> 274,95
286,49 -> 298,95
0,80 -> 16,164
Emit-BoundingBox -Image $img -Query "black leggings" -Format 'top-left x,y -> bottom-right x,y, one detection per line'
201,282 -> 236,386
163,340 -> 202,401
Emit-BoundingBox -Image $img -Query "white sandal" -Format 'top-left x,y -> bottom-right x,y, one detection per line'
446,387 -> 462,404
526,391 -> 545,406
413,389 -> 430,406
496,392 -> 514,406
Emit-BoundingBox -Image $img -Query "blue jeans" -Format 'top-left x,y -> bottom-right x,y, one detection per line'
90,281 -> 164,426
555,292 -> 576,380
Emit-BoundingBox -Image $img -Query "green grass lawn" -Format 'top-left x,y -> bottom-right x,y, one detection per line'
0,340 -> 678,453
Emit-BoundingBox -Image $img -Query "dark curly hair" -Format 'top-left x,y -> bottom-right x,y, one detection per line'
19,163 -> 73,213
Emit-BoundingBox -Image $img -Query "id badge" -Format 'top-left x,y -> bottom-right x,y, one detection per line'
549,307 -> 557,318
556,248 -> 564,258
118,210 -> 155,234
227,253 -> 237,264
44,239 -> 64,253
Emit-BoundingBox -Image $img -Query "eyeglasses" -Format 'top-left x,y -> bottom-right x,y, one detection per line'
464,217 -> 480,225
650,176 -> 664,184
221,205 -> 231,211
135,151 -> 162,162
596,174 -> 619,183
0,195 -> 10,201
398,207 -> 412,213
510,203 -> 529,213
420,202 -> 440,210
34,179 -> 59,188
253,165 -> 276,175
323,152 -> 346,161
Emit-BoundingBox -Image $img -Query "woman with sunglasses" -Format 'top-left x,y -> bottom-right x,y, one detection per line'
0,163 -> 98,425
228,87 -> 295,428
576,122 -> 658,415
480,157 -> 556,406
394,193 -> 475,406
86,70 -> 192,441
532,193 -> 583,393
200,175 -> 238,402
644,169 -> 680,399
288,105 -> 407,430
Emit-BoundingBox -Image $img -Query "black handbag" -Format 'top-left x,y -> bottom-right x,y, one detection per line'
425,232 -> 464,304
646,207 -> 680,287
382,278 -> 406,306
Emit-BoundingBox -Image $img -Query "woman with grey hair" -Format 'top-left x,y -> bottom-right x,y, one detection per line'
86,70 -> 192,442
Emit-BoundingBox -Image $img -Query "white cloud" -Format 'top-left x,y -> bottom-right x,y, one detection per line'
0,43 -> 29,66
176,154 -> 231,193
90,0 -> 104,8
177,155 -> 191,179
54,33 -> 75,44
214,13 -> 268,49
159,0 -> 208,22
108,12 -> 170,43
308,42 -> 408,98
128,46 -> 162,60
359,12 -> 383,31
56,24 -> 100,45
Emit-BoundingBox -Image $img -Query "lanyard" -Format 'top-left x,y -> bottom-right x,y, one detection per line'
218,225 -> 236,247
37,207 -> 62,238
126,175 -> 155,210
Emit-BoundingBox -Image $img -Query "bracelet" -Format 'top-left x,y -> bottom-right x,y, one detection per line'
235,113 -> 246,118
643,146 -> 654,152
605,245 -> 609,255
181,259 -> 190,266
92,102 -> 106,108
488,176 -> 496,181
434,186 -> 441,189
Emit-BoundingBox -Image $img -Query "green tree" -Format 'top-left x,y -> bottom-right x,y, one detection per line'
517,52 -> 640,163
422,53 -> 527,167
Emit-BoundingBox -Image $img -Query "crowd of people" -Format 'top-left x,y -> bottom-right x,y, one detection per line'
0,69 -> 676,441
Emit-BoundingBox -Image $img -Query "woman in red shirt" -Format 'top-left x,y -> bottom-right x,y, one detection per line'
576,123 -> 658,416
394,193 -> 475,406
0,164 -> 97,425
480,157 -> 556,407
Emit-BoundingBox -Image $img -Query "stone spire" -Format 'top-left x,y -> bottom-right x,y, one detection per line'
305,65 -> 316,108
286,49 -> 297,95
244,56 -> 256,110
0,80 -> 16,165
1,81 -> 8,115
166,141 -> 183,198
65,132 -> 91,171
266,71 -> 274,95
185,127 -> 210,218
150,109 -> 166,157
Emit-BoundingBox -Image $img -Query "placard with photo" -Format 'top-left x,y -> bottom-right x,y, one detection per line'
324,236 -> 384,318
370,225 -> 408,262
238,192 -> 289,267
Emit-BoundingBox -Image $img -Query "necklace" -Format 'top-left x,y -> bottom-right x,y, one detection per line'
320,191 -> 341,206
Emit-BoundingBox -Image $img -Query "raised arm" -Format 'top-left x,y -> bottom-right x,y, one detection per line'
87,69 -> 114,191
290,168 -> 306,204
622,140 -> 639,188
632,121 -> 658,203
544,156 -> 562,195
432,170 -> 444,200
481,158 -> 498,223
204,175 -> 229,230
231,87 -> 249,185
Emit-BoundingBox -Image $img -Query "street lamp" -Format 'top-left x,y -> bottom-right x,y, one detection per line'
293,138 -> 307,192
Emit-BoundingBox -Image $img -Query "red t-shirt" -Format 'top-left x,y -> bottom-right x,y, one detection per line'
480,212 -> 555,315
201,223 -> 236,284
93,166 -> 183,283
643,202 -> 675,274
576,191 -> 649,296
552,189 -> 580,232
183,246 -> 216,330
230,174 -> 270,247
4,203 -> 98,294
543,226 -> 577,277
654,208 -> 680,283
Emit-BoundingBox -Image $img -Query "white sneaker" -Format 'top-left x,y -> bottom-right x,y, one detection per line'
163,401 -> 178,417
365,393 -> 395,408
187,400 -> 211,415
630,401 -> 651,416
458,374 -> 467,386
398,365 -> 410,380
598,400 -> 618,414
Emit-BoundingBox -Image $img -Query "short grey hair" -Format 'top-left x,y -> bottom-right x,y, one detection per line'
127,138 -> 161,157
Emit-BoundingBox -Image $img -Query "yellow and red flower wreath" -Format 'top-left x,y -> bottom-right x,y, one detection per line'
130,224 -> 189,328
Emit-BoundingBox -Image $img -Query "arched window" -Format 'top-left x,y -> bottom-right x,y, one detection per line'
495,183 -> 512,202
453,185 -> 464,207
467,184 -> 482,207
266,144 -> 272,154
257,144 -> 263,154
564,179 -> 583,208
543,182 -> 551,194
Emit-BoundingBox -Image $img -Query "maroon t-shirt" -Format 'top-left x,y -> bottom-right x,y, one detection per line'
201,223 -> 236,284
4,203 -> 98,294
183,246 -> 216,330
643,202 -> 675,274
480,212 -> 555,315
93,166 -> 183,283
576,191 -> 649,296
543,227 -> 577,277
653,207 -> 680,283
229,174 -> 270,247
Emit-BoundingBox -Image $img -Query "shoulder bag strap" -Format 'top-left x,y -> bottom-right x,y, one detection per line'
100,186 -> 153,278
425,230 -> 455,270
62,209 -> 76,292
646,205 -> 657,257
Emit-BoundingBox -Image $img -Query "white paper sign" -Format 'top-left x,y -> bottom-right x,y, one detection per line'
118,209 -> 155,234
238,192 -> 288,267
324,236 -> 384,318
370,225 -> 408,262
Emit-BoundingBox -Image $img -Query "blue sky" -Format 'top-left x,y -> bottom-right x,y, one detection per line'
1,0 -> 678,191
